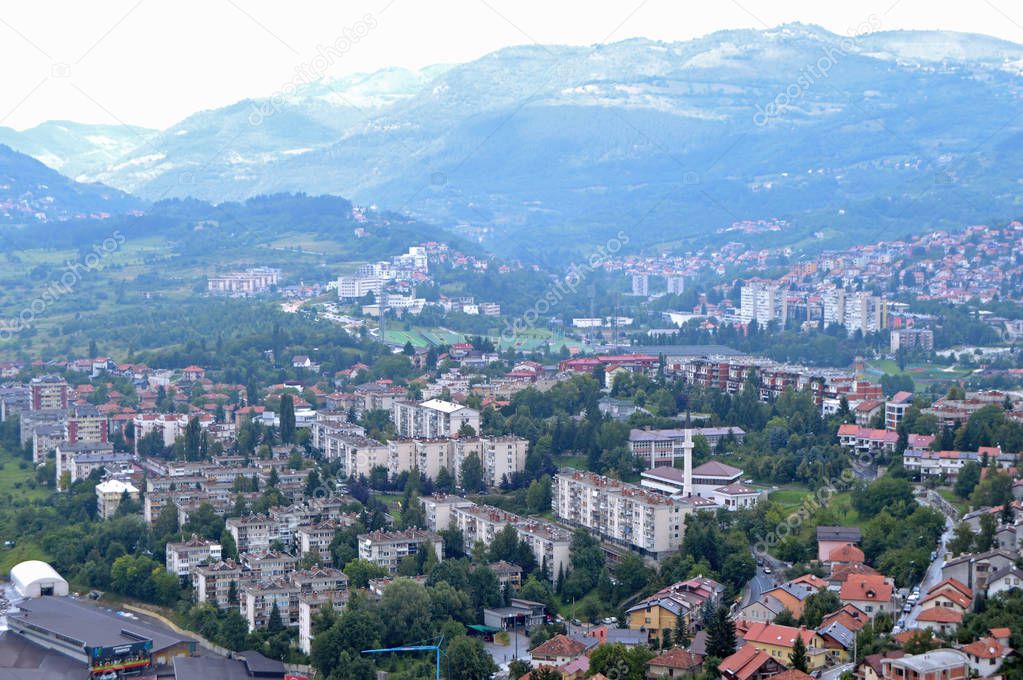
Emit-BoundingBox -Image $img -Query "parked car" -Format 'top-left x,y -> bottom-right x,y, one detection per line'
762,566 -> 772,574
903,603 -> 913,613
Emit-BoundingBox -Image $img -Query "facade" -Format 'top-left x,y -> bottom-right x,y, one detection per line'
741,282 -> 788,327
392,399 -> 481,439
193,559 -> 245,607
885,392 -> 914,432
879,650 -> 969,680
337,275 -> 384,300
165,536 -> 222,578
66,403 -> 109,445
891,328 -> 934,353
207,267 -> 279,295
357,529 -> 444,573
554,469 -> 686,556
29,375 -> 70,411
95,479 -> 139,519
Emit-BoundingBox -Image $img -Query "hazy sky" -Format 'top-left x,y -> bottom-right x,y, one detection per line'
2,0 -> 1021,130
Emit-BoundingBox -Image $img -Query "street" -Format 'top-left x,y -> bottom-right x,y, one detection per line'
901,490 -> 959,630
740,553 -> 785,608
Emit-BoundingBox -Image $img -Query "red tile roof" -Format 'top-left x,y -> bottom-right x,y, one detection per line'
530,634 -> 586,660
915,607 -> 962,624
719,645 -> 777,680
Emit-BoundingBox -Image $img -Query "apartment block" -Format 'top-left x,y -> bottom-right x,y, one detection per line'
166,536 -> 223,578
357,529 -> 444,573
553,469 -> 686,556
391,399 -> 480,439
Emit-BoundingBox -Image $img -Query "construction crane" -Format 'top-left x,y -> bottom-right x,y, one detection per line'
362,636 -> 447,680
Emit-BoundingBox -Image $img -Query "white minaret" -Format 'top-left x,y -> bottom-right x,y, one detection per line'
682,428 -> 693,496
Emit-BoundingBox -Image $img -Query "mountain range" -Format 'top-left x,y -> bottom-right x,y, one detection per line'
3,25 -> 1023,259
0,144 -> 141,223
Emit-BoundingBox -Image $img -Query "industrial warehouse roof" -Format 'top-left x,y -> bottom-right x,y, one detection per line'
8,597 -> 193,653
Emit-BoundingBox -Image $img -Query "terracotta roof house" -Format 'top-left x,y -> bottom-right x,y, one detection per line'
828,544 -> 865,565
719,645 -> 786,680
960,633 -> 1014,678
647,648 -> 701,678
530,634 -> 591,666
916,607 -> 962,636
839,574 -> 896,616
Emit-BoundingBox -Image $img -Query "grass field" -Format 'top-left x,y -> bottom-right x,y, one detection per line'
866,359 -> 973,383
937,488 -> 970,514
0,451 -> 48,502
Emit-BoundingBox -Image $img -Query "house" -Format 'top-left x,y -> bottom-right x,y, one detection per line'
985,566 -> 1023,598
817,621 -> 855,663
839,574 -> 896,617
837,424 -> 898,453
817,526 -> 862,563
820,604 -> 869,633
719,644 -> 786,680
941,549 -> 1017,592
960,630 -> 1014,677
918,580 -> 972,618
879,649 -> 969,680
855,651 -> 906,680
626,578 -> 724,641
827,544 -> 866,566
915,607 -> 962,636
742,622 -> 828,669
647,648 -> 701,679
529,634 -> 595,666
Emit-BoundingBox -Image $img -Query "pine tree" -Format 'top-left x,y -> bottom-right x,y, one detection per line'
673,612 -> 688,647
789,635 -> 809,672
706,606 -> 736,658
267,602 -> 284,632
279,394 -> 296,444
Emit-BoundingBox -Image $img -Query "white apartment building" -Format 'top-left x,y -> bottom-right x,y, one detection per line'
166,536 -> 223,578
357,529 -> 444,573
740,281 -> 788,327
392,399 -> 481,439
553,469 -> 686,556
337,275 -> 384,300
822,289 -> 887,334
227,515 -> 281,554
194,559 -> 246,607
299,590 -> 350,654
95,479 -> 139,520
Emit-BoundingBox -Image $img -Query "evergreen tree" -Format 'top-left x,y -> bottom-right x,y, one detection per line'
789,635 -> 809,672
267,602 -> 284,632
279,394 -> 296,444
705,606 -> 736,658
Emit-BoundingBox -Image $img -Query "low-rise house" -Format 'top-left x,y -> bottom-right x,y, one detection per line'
817,526 -> 862,563
742,622 -> 828,669
916,607 -> 962,636
985,566 -> 1023,597
942,549 -> 1017,593
839,574 -> 896,617
647,648 -> 701,679
530,634 -> 594,666
879,649 -> 969,680
960,629 -> 1014,677
718,644 -> 785,680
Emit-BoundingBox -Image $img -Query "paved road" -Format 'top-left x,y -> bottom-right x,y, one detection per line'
740,553 -> 785,608
901,491 -> 958,630
820,662 -> 853,680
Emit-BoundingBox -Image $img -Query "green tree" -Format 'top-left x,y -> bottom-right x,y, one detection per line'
587,643 -> 654,680
447,635 -> 498,680
954,461 -> 982,499
344,558 -> 388,588
280,393 -> 296,444
380,578 -> 434,647
705,606 -> 736,659
801,589 -> 842,628
789,635 -> 809,672
460,452 -> 485,493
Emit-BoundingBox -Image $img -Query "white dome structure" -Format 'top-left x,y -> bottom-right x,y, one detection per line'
10,560 -> 69,598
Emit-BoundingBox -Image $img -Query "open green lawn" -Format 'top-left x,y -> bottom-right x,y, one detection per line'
0,451 -> 49,502
553,454 -> 588,470
0,540 -> 51,575
866,359 -> 973,383
768,484 -> 812,512
937,487 -> 970,514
